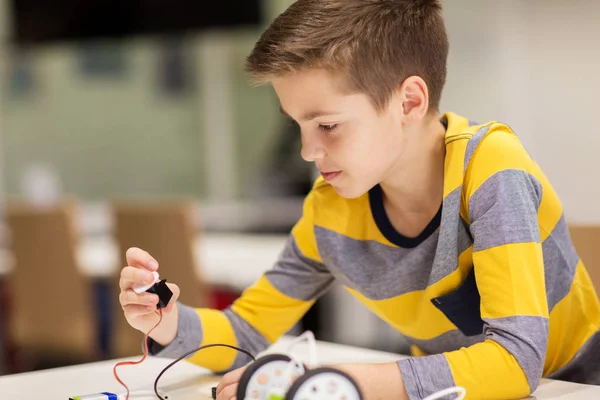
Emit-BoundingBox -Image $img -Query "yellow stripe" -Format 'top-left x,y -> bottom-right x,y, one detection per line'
311,183 -> 393,245
292,224 -> 324,263
443,112 -> 475,141
410,344 -> 427,357
443,136 -> 469,198
344,247 -> 474,340
445,340 -> 530,399
231,275 -> 314,343
292,182 -> 325,262
544,260 -> 600,375
190,308 -> 238,371
441,112 -> 478,199
535,170 -> 563,242
474,242 -> 548,319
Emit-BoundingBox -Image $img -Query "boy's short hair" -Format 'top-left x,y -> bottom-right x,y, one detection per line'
245,0 -> 449,113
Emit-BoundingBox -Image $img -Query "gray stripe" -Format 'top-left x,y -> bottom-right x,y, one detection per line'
469,169 -> 542,252
398,354 -> 456,399
463,124 -> 491,172
224,308 -> 270,370
404,328 -> 484,356
315,226 -> 438,300
549,328 -> 600,385
148,302 -> 203,359
484,315 -> 548,392
429,187 -> 473,286
265,235 -> 334,301
468,119 -> 480,127
542,214 -> 579,311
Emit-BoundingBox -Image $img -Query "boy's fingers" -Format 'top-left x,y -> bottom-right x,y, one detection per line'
123,304 -> 158,318
119,289 -> 158,307
120,266 -> 156,289
216,382 -> 238,400
126,247 -> 159,271
216,367 -> 246,397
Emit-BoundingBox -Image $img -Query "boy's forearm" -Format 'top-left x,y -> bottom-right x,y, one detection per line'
331,362 -> 408,400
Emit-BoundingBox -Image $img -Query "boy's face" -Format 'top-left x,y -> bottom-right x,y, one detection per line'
272,68 -> 408,199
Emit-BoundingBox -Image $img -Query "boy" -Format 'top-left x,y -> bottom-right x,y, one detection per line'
118,0 -> 600,399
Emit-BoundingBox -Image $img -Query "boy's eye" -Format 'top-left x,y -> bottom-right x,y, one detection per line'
318,124 -> 338,133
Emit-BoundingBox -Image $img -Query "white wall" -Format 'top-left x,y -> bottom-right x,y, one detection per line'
0,12 -> 281,201
442,0 -> 600,223
526,1 -> 600,224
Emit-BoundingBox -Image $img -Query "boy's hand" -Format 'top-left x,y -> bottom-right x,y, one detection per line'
214,366 -> 248,400
118,247 -> 181,346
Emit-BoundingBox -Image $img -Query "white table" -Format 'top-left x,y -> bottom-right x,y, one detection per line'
0,337 -> 598,400
0,233 -> 289,291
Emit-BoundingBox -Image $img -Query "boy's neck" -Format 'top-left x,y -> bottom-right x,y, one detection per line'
379,114 -> 446,230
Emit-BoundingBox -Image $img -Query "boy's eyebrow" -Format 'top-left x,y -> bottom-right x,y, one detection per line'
279,106 -> 342,121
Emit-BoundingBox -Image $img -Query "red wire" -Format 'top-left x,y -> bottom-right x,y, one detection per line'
113,308 -> 164,400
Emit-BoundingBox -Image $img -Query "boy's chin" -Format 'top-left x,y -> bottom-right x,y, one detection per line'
330,183 -> 369,200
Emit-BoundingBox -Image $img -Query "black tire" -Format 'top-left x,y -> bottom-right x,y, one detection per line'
236,353 -> 292,399
285,367 -> 363,400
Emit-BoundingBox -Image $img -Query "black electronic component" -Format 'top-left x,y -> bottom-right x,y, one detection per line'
146,279 -> 173,309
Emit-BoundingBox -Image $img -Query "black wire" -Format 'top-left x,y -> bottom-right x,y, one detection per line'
153,343 -> 256,400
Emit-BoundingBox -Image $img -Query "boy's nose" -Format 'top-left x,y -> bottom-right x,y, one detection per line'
301,134 -> 326,162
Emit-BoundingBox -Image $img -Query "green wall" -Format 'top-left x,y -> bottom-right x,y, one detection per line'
0,0 -> 295,200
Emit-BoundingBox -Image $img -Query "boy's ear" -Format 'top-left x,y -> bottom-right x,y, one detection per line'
398,76 -> 429,121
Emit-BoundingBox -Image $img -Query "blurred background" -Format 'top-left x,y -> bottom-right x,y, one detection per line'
0,0 -> 599,376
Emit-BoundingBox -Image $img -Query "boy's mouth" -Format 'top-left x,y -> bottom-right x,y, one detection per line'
320,170 -> 342,181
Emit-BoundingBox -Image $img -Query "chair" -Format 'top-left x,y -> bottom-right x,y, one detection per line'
568,225 -> 600,295
0,295 -> 6,375
111,200 -> 212,357
4,200 -> 98,369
